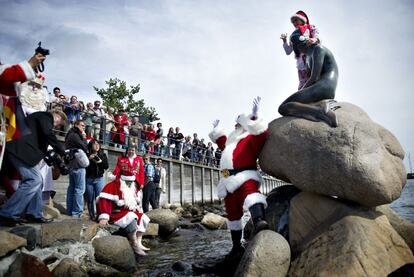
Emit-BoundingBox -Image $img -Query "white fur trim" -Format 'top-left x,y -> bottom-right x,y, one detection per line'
217,182 -> 227,198
217,170 -> 262,198
136,214 -> 150,233
227,219 -> 243,231
120,175 -> 135,181
18,61 -> 36,80
114,211 -> 138,229
98,213 -> 110,221
116,200 -> 125,207
220,130 -> 249,170
108,172 -> 116,181
98,192 -> 119,202
237,113 -> 267,136
209,127 -> 226,143
243,192 -> 267,209
291,14 -> 307,24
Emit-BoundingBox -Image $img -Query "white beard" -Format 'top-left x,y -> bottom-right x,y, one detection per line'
226,127 -> 248,145
120,180 -> 139,211
19,82 -> 47,112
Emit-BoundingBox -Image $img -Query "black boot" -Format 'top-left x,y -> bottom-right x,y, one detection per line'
249,203 -> 269,236
224,230 -> 245,260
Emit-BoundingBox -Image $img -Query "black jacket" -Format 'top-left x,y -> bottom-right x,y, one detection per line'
86,151 -> 109,178
65,127 -> 87,152
6,112 -> 65,166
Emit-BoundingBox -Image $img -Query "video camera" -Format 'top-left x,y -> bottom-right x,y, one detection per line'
44,149 -> 74,175
34,41 -> 50,72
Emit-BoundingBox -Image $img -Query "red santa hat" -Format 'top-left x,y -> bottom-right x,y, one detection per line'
120,162 -> 136,181
291,10 -> 309,24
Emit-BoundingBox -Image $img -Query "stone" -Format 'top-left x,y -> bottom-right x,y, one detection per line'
234,230 -> 291,277
9,226 -> 37,251
174,207 -> 185,216
190,206 -> 202,216
41,221 -> 97,247
52,258 -> 88,277
146,209 -> 179,237
170,203 -> 182,209
172,261 -> 191,272
289,215 -> 414,277
87,263 -> 128,277
162,203 -> 172,209
5,253 -> 52,277
0,230 -> 27,257
81,223 -> 99,242
201,213 -> 226,230
92,235 -> 136,273
43,204 -> 61,219
143,223 -> 159,237
260,102 -> 407,207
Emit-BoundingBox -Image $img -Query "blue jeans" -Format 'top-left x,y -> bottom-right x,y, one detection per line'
85,177 -> 104,218
0,156 -> 43,219
66,168 -> 86,217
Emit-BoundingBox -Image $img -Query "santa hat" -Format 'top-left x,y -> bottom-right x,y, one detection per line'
30,74 -> 45,87
291,10 -> 309,24
120,162 -> 136,181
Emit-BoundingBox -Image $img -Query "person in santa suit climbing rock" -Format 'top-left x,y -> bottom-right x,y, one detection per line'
97,162 -> 151,256
199,96 -> 269,271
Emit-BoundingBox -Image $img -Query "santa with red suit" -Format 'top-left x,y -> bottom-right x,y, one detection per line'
109,145 -> 145,188
208,96 -> 269,263
97,161 -> 151,256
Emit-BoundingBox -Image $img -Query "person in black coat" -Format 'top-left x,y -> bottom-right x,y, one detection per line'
0,111 -> 67,226
64,120 -> 88,217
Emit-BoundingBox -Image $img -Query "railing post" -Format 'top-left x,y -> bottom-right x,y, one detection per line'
180,163 -> 184,205
210,169 -> 214,203
201,167 -> 205,204
191,165 -> 195,204
168,161 -> 173,204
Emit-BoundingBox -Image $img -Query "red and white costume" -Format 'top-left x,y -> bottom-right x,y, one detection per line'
0,61 -> 36,96
209,113 -> 268,231
97,172 -> 150,231
110,155 -> 145,188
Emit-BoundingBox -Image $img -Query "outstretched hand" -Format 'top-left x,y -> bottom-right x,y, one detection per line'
252,96 -> 261,116
212,119 -> 220,128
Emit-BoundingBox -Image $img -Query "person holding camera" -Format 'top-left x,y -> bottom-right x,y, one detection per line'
85,139 -> 108,220
0,110 -> 67,226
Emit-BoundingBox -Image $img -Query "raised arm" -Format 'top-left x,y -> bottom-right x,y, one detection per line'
208,120 -> 227,151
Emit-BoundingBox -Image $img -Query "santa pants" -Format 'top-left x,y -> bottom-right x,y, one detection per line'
224,179 -> 267,231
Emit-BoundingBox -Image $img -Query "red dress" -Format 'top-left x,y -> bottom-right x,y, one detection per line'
112,155 -> 145,188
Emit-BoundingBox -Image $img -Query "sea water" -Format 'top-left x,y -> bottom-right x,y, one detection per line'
390,179 -> 414,223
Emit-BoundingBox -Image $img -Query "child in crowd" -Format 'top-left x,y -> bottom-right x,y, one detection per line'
280,10 -> 320,90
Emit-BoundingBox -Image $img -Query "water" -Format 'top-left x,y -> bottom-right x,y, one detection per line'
390,179 -> 414,223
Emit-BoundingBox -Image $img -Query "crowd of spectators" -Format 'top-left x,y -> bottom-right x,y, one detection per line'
46,87 -> 222,167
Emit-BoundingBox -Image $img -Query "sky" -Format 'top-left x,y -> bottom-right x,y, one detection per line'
1,0 -> 414,170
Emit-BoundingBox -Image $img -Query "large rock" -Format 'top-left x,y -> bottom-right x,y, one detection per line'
260,102 -> 406,207
0,230 -> 27,257
234,230 -> 291,277
52,258 -> 88,277
289,215 -> 414,276
5,253 -> 52,277
92,235 -> 136,273
201,213 -> 226,230
143,223 -> 159,237
86,263 -> 129,277
146,209 -> 179,237
9,226 -> 37,251
41,221 -> 98,247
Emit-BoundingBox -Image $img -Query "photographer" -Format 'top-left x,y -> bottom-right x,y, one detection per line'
0,110 -> 67,226
85,139 -> 108,220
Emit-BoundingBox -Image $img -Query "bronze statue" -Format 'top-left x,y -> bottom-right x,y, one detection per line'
278,29 -> 339,127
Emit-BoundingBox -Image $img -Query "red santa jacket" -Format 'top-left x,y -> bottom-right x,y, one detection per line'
97,179 -> 144,228
0,61 -> 36,96
112,155 -> 145,188
209,114 -> 268,198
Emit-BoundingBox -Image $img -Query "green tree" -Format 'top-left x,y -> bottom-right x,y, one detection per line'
94,78 -> 159,122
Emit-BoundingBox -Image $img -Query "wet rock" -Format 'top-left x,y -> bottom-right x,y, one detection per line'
182,212 -> 193,219
190,206 -> 201,217
289,215 -> 414,276
143,223 -> 159,237
201,213 -> 226,230
235,230 -> 290,277
9,226 -> 37,251
57,246 -> 70,255
5,253 -> 52,277
52,258 -> 88,277
86,263 -> 128,277
0,230 -> 27,257
260,102 -> 407,207
41,221 -> 97,247
170,203 -> 181,210
146,209 -> 179,237
81,223 -> 99,242
174,207 -> 185,216
43,254 -> 59,265
172,261 -> 191,272
92,235 -> 136,272
162,203 -> 172,209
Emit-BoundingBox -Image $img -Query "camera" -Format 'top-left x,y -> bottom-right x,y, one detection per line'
34,41 -> 50,72
93,155 -> 101,162
44,149 -> 71,175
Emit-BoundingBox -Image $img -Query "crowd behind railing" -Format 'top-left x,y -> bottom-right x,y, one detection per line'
47,87 -> 222,168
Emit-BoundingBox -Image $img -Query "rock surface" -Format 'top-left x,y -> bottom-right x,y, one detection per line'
92,235 -> 136,272
9,226 -> 37,251
260,102 -> 406,207
146,209 -> 179,237
41,221 -> 98,247
5,253 -> 52,277
52,258 -> 88,277
234,230 -> 291,277
0,230 -> 27,257
289,215 -> 414,276
201,213 -> 226,230
143,223 -> 159,237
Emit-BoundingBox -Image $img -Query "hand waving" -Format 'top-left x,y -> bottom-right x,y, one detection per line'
212,119 -> 220,128
252,96 -> 261,117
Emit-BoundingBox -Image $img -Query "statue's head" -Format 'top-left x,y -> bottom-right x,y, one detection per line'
290,29 -> 308,54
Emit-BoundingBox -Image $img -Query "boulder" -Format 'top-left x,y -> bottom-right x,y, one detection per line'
260,102 -> 406,207
146,209 -> 179,237
41,221 -> 97,247
5,253 -> 52,277
143,223 -> 159,237
289,215 -> 414,277
92,235 -> 136,273
0,231 -> 27,257
9,226 -> 37,251
81,223 -> 100,242
52,258 -> 88,277
201,213 -> 226,230
234,230 -> 291,277
86,263 -> 128,277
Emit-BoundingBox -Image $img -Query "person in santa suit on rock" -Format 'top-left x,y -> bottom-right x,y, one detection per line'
208,96 -> 269,266
97,161 -> 151,256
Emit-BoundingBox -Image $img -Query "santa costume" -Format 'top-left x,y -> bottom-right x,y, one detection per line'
208,97 -> 269,262
0,61 -> 36,97
97,163 -> 150,256
110,150 -> 145,188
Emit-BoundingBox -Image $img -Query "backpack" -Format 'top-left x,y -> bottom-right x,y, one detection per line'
153,167 -> 161,183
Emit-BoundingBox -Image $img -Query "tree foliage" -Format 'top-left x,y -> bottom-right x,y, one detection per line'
94,78 -> 159,122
